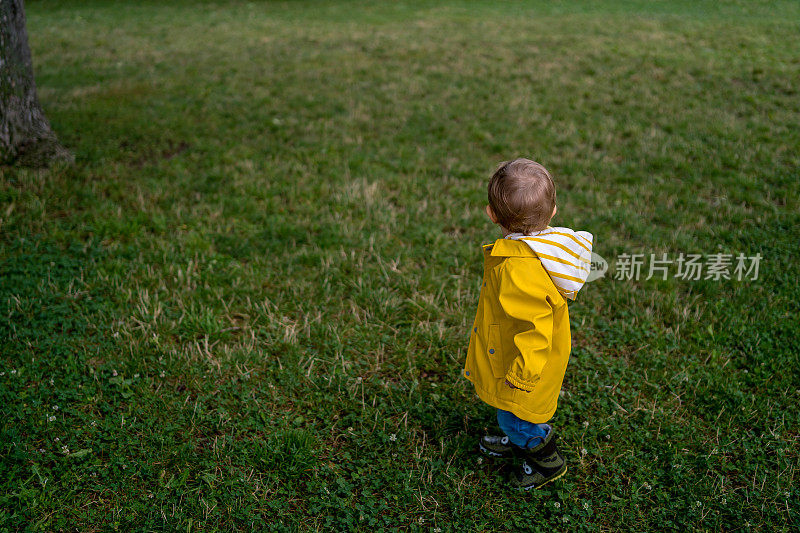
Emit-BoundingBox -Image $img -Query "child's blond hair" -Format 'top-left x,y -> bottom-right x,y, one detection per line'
488,158 -> 556,234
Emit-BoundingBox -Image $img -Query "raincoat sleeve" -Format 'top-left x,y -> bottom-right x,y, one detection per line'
497,259 -> 554,392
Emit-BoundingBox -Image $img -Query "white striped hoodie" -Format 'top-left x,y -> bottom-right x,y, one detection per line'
507,227 -> 594,300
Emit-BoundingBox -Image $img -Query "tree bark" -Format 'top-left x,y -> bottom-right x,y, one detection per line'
0,0 -> 71,167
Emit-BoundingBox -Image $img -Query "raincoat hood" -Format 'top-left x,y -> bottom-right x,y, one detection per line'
506,227 -> 594,300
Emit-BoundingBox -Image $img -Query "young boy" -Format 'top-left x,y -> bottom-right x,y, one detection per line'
464,158 -> 593,490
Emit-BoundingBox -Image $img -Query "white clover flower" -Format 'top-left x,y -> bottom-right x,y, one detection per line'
61,446 -> 69,454
0,372 -> 5,376
54,437 -> 60,442
356,376 -> 362,383
389,433 -> 397,442
583,501 -> 590,510
49,378 -> 54,385
134,373 -> 140,379
112,331 -> 120,338
721,497 -> 727,505
477,457 -> 483,464
148,493 -> 154,499
11,370 -> 17,375
582,421 -> 589,428
112,369 -> 118,377
91,421 -> 97,427
581,448 -> 588,456
52,405 -> 59,410
643,483 -> 652,490
159,371 -> 165,378
554,502 -> 561,509
434,528 -> 442,533
47,415 -> 56,422
605,434 -> 610,440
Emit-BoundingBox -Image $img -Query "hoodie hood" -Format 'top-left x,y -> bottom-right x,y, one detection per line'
506,226 -> 594,300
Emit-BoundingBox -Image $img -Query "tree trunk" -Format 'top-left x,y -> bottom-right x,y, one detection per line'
0,0 -> 71,167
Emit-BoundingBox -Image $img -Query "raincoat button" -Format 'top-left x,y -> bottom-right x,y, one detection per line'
473,327 -> 477,333
465,370 -> 470,376
489,349 -> 495,354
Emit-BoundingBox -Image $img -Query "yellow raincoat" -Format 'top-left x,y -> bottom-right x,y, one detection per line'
464,229 -> 592,423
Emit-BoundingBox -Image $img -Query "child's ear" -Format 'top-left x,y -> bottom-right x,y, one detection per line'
551,205 -> 558,220
485,205 -> 499,224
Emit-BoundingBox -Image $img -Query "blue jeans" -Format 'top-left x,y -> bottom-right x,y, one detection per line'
497,409 -> 550,449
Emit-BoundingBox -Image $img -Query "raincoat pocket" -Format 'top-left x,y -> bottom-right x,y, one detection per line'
487,324 -> 506,378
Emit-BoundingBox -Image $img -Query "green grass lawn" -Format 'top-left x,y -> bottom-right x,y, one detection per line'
2,0 -> 799,529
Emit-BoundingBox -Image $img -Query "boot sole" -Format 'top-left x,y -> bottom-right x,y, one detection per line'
519,464 -> 568,491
